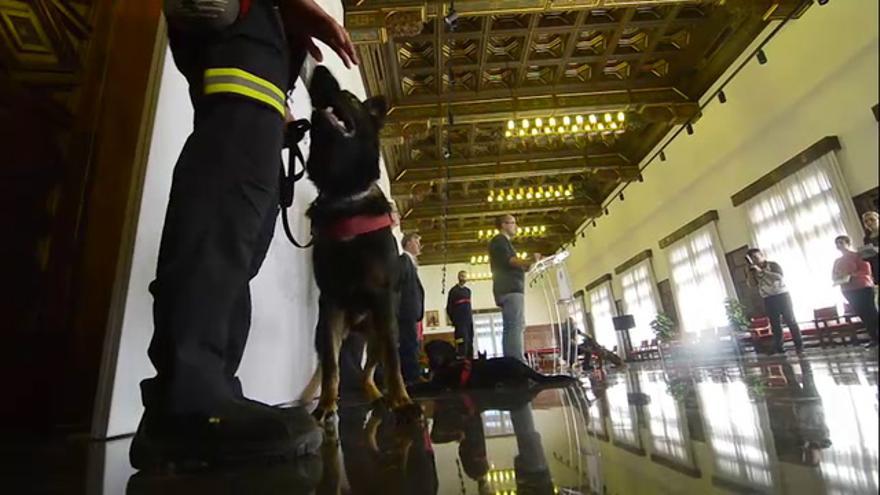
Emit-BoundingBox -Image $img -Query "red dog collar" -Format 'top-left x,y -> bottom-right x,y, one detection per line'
321,213 -> 394,240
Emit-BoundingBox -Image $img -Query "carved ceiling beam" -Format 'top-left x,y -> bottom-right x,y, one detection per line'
402,201 -> 601,221
418,241 -> 559,265
346,1 -> 715,28
385,91 -> 697,126
417,225 -> 571,242
391,154 -> 633,195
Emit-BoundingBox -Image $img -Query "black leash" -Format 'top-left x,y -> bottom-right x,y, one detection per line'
279,118 -> 313,249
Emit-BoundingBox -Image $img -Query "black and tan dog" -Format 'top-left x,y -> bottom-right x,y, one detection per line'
409,341 -> 576,395
301,66 -> 419,422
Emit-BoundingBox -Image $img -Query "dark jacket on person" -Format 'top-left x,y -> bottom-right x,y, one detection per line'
446,284 -> 473,327
489,234 -> 524,300
864,233 -> 879,285
398,253 -> 424,323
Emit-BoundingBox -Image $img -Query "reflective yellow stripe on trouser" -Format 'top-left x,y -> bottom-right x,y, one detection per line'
204,68 -> 286,117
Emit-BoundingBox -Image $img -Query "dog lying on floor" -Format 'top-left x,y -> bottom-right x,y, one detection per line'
300,66 -> 419,422
408,341 -> 576,395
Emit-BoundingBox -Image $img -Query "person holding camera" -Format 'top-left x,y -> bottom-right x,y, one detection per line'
746,248 -> 804,354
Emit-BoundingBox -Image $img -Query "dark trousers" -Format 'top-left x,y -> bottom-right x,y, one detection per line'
398,319 -> 421,384
339,333 -> 366,393
765,292 -> 803,353
843,287 -> 880,344
453,321 -> 474,359
142,2 -> 289,414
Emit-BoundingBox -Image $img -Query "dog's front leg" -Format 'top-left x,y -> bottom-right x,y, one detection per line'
314,302 -> 346,423
374,294 -> 422,421
362,339 -> 383,404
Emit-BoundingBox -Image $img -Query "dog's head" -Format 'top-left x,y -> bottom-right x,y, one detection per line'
424,340 -> 458,372
307,66 -> 387,196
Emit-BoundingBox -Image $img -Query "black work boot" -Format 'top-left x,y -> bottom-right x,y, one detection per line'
228,377 -> 324,456
129,398 -> 322,471
126,454 -> 323,494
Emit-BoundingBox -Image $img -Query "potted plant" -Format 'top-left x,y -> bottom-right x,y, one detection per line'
724,298 -> 750,333
650,313 -> 677,343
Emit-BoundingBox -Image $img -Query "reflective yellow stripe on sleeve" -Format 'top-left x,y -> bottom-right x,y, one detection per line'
203,67 -> 286,117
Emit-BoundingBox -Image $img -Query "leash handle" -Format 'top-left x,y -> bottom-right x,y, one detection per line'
279,117 -> 313,249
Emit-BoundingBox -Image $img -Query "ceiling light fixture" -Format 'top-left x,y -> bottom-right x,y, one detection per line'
486,184 -> 574,204
504,113 -> 627,139
756,49 -> 768,65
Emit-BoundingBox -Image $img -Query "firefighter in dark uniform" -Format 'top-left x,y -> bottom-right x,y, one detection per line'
446,270 -> 475,359
130,0 -> 357,470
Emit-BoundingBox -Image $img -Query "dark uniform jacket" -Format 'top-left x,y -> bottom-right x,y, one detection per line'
398,253 -> 425,323
446,284 -> 473,327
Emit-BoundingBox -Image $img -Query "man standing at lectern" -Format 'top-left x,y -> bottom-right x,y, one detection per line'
489,214 -> 540,362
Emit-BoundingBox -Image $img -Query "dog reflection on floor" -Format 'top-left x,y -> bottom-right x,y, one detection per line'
317,402 -> 437,495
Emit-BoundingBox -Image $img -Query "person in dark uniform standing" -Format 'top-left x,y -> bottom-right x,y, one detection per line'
131,0 -> 358,470
447,270 -> 474,359
398,232 -> 425,384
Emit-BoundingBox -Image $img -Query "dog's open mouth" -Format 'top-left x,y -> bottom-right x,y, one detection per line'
321,105 -> 355,138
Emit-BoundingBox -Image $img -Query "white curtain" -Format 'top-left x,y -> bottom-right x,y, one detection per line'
588,281 -> 618,350
620,258 -> 662,345
743,151 -> 861,320
666,222 -> 735,334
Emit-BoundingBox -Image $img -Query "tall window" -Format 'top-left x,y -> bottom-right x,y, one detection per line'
474,312 -> 504,358
666,223 -> 734,334
606,377 -> 640,447
744,152 -> 861,320
643,372 -> 692,466
588,281 -> 618,350
620,259 -> 661,344
699,381 -> 775,489
567,291 -> 588,345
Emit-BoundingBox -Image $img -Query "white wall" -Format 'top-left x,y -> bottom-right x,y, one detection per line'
98,1 -> 391,438
555,0 -> 879,307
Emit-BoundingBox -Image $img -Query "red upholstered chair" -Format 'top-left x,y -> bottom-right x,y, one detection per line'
766,364 -> 788,388
814,306 -> 858,347
750,317 -> 772,338
748,316 -> 773,353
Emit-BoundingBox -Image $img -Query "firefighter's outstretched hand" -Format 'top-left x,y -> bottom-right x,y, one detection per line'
280,0 -> 358,69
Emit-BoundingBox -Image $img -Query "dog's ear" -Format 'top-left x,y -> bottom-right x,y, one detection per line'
364,96 -> 387,128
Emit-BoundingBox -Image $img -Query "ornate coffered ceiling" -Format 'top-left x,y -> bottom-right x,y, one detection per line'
349,0 -> 809,265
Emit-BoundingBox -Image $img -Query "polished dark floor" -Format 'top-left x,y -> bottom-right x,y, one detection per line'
10,349 -> 879,494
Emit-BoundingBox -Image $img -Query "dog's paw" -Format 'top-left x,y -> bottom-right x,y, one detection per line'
312,407 -> 338,425
392,403 -> 424,425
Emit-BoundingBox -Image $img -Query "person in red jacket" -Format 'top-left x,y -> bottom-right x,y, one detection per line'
832,235 -> 878,349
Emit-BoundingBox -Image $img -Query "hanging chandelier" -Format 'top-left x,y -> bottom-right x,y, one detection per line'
478,225 -> 547,240
504,112 -> 626,139
470,252 -> 529,265
487,184 -> 573,203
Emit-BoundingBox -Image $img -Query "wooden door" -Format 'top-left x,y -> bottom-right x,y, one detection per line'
0,0 -> 164,432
